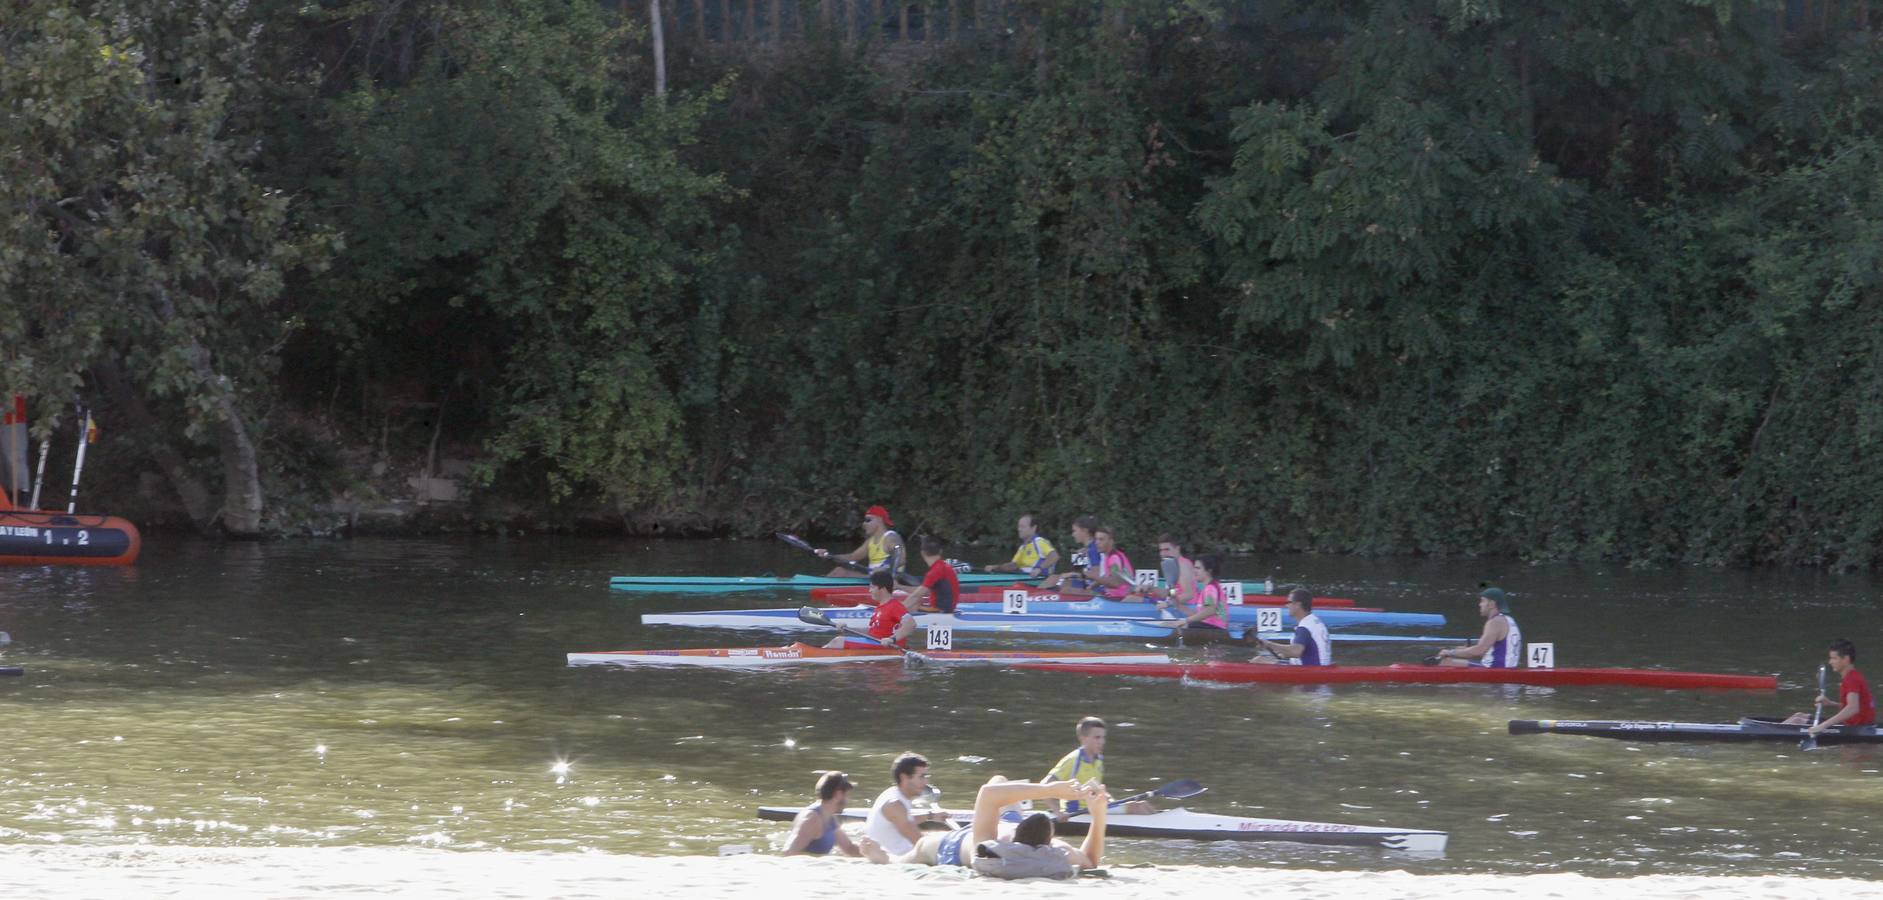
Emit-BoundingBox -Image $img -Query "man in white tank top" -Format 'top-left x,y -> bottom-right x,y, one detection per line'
863,752 -> 949,854
1438,587 -> 1522,668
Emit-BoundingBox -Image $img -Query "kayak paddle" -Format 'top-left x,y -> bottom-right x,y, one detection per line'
1801,664 -> 1828,750
795,605 -> 927,663
1110,779 -> 1206,808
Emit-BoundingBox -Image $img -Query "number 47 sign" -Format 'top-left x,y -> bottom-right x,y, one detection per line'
1527,643 -> 1555,669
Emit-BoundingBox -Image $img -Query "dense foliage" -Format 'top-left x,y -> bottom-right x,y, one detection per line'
3,0 -> 1881,567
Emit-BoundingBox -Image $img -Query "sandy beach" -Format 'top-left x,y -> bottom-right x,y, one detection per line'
0,845 -> 1872,900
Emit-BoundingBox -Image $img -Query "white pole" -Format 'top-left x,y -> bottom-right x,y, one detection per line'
66,408 -> 90,513
28,437 -> 50,510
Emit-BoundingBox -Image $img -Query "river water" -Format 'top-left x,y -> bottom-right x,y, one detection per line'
3,538 -> 1880,878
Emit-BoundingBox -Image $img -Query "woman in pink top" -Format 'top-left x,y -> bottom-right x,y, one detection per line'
1163,553 -> 1228,629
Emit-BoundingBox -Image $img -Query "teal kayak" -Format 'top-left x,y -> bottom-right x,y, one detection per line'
607,573 -> 1038,593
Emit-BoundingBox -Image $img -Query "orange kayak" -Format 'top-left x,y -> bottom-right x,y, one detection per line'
0,509 -> 141,566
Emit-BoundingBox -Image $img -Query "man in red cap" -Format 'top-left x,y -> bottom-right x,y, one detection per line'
818,504 -> 906,578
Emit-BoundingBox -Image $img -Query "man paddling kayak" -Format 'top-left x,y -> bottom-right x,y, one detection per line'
1437,587 -> 1522,667
864,752 -> 954,856
858,777 -> 1110,878
781,771 -> 862,857
900,535 -> 961,614
1039,516 -> 1099,592
1043,717 -> 1156,818
1255,588 -> 1332,666
1127,534 -> 1195,603
821,571 -> 915,649
1158,554 -> 1229,630
817,505 -> 905,578
1047,525 -> 1135,600
983,513 -> 1059,579
1781,639 -> 1876,736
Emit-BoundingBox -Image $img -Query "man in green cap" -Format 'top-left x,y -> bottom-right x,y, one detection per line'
1437,587 -> 1523,668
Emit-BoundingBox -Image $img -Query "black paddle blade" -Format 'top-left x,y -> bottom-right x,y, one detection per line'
795,606 -> 835,628
1151,779 -> 1206,800
774,532 -> 816,553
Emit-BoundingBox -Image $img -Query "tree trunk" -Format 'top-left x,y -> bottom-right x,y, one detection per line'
94,360 -> 218,531
650,0 -> 668,98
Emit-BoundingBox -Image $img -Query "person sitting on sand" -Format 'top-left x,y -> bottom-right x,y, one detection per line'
858,777 -> 1110,879
781,771 -> 862,857
1781,639 -> 1876,736
822,570 -> 916,649
1255,589 -> 1331,666
1043,716 -> 1156,819
863,752 -> 953,856
1436,587 -> 1522,668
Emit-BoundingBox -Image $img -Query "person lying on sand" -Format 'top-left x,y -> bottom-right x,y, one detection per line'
857,777 -> 1108,879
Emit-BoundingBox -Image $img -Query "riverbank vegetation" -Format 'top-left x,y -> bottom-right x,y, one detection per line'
3,1 -> 1881,568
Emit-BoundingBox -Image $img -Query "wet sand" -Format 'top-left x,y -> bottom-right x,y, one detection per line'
0,846 -> 1867,899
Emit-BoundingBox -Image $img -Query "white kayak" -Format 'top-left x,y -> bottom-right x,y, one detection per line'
754,805 -> 1447,854
568,642 -> 1171,668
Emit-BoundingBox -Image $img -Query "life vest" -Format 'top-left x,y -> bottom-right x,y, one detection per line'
970,840 -> 1078,880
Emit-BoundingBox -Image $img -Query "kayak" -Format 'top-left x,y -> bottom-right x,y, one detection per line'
638,604 -> 1445,630
608,573 -> 1031,594
638,610 -> 1463,644
753,805 -> 1447,854
1015,661 -> 1779,690
0,509 -> 141,567
614,574 -> 1292,596
812,586 -> 1364,609
566,642 -> 1170,668
1509,716 -> 1882,743
0,666 -> 20,677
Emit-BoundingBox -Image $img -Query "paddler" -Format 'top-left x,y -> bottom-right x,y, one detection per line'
863,752 -> 953,857
816,504 -> 905,578
1128,534 -> 1195,603
781,771 -> 863,857
1436,586 -> 1522,667
822,570 -> 916,649
857,777 -> 1110,878
1255,588 -> 1332,665
1038,515 -> 1100,591
900,534 -> 961,614
983,513 -> 1059,579
1047,524 -> 1135,599
1158,553 -> 1229,630
1781,639 -> 1876,735
1043,717 -> 1157,818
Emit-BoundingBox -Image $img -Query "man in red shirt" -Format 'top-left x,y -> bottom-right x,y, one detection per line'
824,570 -> 915,649
900,535 -> 961,614
1783,638 -> 1875,735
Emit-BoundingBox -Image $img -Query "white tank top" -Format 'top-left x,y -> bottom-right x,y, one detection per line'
865,786 -> 916,855
1486,614 -> 1522,668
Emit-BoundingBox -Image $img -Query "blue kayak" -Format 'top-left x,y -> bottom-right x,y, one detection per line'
940,597 -> 1443,628
640,607 -> 1451,637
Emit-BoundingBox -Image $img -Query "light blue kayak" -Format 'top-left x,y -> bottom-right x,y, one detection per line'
640,604 -> 1442,630
640,609 -> 1461,642
945,598 -> 1442,628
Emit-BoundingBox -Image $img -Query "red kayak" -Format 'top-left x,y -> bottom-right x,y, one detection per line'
809,585 -> 1361,609
1013,661 -> 1778,691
